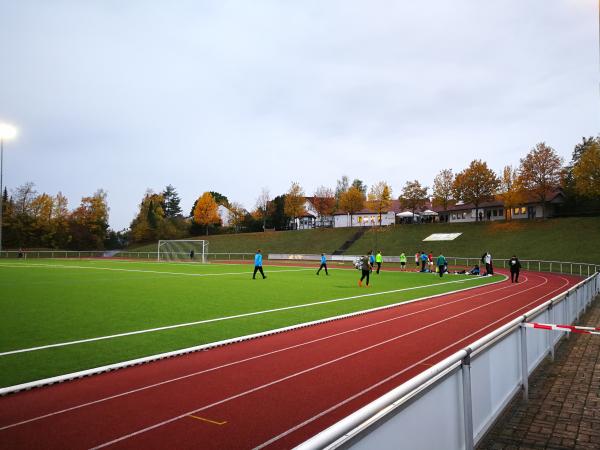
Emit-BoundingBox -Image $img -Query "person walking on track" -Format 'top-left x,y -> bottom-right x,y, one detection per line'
509,254 -> 521,283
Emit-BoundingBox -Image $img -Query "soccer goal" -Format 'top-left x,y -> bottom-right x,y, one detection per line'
157,240 -> 209,263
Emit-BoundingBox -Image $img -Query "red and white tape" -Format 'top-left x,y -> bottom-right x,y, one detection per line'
523,322 -> 600,336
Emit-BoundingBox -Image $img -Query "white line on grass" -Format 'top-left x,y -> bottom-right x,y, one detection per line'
90,275 -> 567,450
0,276 -> 518,429
0,262 -> 313,278
0,276 -> 493,357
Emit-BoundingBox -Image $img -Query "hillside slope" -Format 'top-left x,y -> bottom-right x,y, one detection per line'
347,217 -> 600,263
127,217 -> 600,264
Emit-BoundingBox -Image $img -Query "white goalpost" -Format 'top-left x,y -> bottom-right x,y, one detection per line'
157,240 -> 209,263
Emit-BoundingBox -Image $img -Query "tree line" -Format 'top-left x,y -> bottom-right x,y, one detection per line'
3,137 -> 598,249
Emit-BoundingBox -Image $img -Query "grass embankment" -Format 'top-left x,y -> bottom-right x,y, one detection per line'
128,217 -> 600,264
347,217 -> 600,264
128,227 -> 358,254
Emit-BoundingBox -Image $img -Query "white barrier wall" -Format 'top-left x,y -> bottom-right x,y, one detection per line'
297,273 -> 599,450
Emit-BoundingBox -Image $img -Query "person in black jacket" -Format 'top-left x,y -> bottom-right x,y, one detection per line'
509,255 -> 521,283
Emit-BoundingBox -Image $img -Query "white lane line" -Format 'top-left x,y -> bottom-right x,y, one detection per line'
89,275 -> 558,449
254,274 -> 572,449
0,276 -> 493,357
0,277 -> 521,431
0,262 -> 313,277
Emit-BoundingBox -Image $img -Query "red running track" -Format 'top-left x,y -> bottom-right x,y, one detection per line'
0,270 -> 581,449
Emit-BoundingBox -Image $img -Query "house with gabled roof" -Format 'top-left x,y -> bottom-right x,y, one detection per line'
440,190 -> 565,223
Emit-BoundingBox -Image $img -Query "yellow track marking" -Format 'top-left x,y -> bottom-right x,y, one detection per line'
188,415 -> 227,426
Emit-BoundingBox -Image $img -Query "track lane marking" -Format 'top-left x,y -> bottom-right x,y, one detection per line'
254,274 -> 572,449
0,276 -> 497,356
89,274 -> 565,449
188,415 -> 227,426
0,276 -> 522,431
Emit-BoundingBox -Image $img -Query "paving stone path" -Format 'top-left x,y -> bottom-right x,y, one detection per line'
478,296 -> 600,450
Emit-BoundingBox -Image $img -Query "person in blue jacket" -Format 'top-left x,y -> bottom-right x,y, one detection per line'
252,249 -> 266,279
316,253 -> 329,275
368,251 -> 375,272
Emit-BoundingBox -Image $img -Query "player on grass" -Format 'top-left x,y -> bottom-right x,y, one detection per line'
316,253 -> 329,275
437,253 -> 447,277
375,250 -> 383,274
358,255 -> 371,287
252,249 -> 266,280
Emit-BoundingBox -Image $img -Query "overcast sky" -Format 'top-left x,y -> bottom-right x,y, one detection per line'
0,0 -> 598,229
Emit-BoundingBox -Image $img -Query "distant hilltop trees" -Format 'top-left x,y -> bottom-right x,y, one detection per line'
3,137 -> 599,250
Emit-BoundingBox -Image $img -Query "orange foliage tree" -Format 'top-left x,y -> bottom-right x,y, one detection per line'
367,181 -> 392,226
453,160 -> 500,221
338,185 -> 365,226
519,143 -> 563,216
193,192 -> 221,235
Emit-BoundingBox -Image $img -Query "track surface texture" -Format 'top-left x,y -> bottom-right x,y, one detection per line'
0,269 -> 580,449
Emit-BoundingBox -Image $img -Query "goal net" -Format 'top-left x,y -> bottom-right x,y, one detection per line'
157,240 -> 209,263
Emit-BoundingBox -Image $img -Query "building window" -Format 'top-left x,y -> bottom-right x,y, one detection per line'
492,209 -> 497,217
452,214 -> 456,220
521,207 -> 526,214
499,208 -> 503,216
514,207 -> 519,215
462,212 -> 467,219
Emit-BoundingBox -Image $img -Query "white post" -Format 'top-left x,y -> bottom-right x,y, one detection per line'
520,325 -> 529,401
461,351 -> 474,450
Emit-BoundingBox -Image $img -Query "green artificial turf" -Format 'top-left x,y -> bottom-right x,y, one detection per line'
0,259 -> 500,387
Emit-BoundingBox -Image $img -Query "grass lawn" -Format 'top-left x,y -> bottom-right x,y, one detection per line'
0,259 -> 500,387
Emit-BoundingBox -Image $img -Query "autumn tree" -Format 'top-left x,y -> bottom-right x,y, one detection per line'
335,175 -> 350,202
312,186 -> 336,225
69,189 -> 110,249
30,193 -> 55,246
52,192 -> 71,248
284,182 -> 305,228
338,185 -> 365,226
351,179 -> 367,195
226,201 -> 246,232
254,187 -> 272,231
129,191 -> 166,242
453,160 -> 500,221
499,165 -> 526,220
193,192 -> 221,235
209,191 -> 229,207
572,141 -> 600,198
400,180 -> 428,221
367,181 -> 392,227
432,169 -> 454,210
519,143 -> 563,217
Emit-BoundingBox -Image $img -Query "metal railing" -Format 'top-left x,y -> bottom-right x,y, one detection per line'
297,271 -> 600,450
0,250 -> 256,261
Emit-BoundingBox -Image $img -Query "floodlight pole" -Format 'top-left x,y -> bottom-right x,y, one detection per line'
0,137 -> 4,255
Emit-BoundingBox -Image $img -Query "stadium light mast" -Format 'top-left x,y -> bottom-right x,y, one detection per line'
0,122 -> 18,255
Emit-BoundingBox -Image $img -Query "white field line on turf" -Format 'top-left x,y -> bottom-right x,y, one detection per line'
0,275 -> 517,429
90,274 -> 565,449
0,276 -> 492,357
254,274 -> 571,450
0,262 -> 314,278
